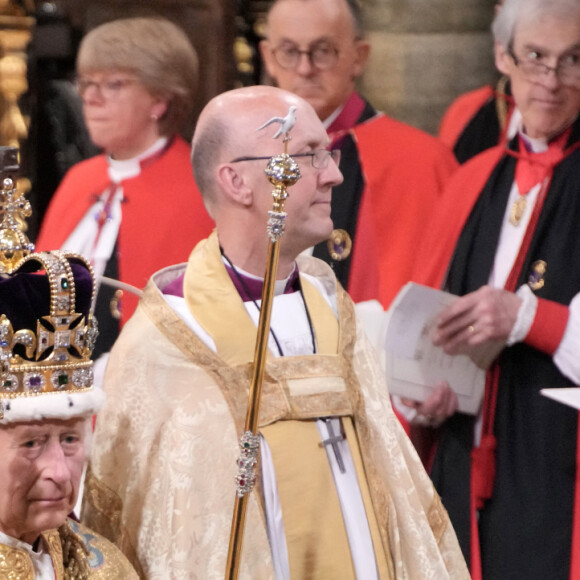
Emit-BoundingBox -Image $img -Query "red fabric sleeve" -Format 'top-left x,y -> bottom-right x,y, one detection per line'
524,298 -> 569,355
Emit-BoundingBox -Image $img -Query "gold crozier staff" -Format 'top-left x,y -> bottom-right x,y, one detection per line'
225,107 -> 301,580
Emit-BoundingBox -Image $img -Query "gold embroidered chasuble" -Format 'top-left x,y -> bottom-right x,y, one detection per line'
183,233 -> 392,579
84,233 -> 469,579
0,520 -> 138,579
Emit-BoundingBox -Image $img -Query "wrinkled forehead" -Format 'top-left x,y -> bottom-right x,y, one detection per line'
292,117 -> 331,151
0,417 -> 88,440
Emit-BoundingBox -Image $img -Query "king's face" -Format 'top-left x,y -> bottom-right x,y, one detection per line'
0,418 -> 87,544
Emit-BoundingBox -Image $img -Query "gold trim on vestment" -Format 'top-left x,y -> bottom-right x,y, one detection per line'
343,417 -> 395,579
184,233 -> 339,364
0,542 -> 35,579
81,467 -> 145,578
427,492 -> 448,545
44,530 -> 65,578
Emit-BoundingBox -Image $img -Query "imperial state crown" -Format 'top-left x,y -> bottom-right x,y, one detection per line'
0,146 -> 104,422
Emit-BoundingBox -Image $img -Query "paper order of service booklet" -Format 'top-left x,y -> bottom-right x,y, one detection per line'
384,282 -> 503,415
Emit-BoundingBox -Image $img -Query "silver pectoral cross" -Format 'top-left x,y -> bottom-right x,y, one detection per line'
319,418 -> 346,474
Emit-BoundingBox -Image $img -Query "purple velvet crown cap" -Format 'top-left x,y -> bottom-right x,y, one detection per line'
0,255 -> 105,424
0,260 -> 93,337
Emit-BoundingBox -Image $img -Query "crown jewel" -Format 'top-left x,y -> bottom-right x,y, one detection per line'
0,147 -> 99,420
0,148 -> 34,273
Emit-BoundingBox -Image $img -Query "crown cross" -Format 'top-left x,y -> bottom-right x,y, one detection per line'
37,313 -> 93,361
0,175 -> 34,274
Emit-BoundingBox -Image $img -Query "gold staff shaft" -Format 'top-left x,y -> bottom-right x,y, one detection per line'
225,239 -> 280,580
224,126 -> 299,579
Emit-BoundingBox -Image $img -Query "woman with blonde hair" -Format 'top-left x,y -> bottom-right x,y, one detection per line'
36,17 -> 214,360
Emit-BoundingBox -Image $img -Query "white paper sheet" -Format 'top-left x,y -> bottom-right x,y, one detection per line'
383,282 -> 503,415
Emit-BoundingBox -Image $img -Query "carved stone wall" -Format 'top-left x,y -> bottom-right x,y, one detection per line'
361,0 -> 499,134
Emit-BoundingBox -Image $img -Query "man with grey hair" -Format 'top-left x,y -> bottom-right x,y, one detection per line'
260,0 -> 458,310
410,0 -> 580,578
84,85 -> 469,578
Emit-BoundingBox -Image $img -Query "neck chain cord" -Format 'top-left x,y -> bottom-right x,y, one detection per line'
220,248 -> 317,356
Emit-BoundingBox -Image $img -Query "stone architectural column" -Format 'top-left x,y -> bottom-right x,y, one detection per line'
360,0 -> 499,134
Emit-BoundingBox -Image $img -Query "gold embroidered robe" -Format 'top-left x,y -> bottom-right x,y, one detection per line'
84,233 -> 469,579
0,519 -> 138,579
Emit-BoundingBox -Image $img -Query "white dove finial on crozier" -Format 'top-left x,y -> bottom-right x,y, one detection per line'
253,106 -> 301,242
256,105 -> 297,143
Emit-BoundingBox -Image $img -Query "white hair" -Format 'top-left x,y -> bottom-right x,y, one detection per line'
492,0 -> 580,49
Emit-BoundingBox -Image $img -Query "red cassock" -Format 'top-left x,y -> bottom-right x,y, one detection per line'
438,85 -> 497,151
347,114 -> 459,309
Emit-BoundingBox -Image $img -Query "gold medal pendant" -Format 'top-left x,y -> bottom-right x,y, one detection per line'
509,196 -> 527,226
528,260 -> 546,291
327,229 -> 352,261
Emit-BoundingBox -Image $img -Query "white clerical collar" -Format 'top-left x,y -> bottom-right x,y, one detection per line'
506,107 -> 521,142
322,104 -> 345,129
107,136 -> 168,183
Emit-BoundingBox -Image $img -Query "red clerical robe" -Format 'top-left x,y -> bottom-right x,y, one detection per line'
438,85 -> 497,151
438,80 -> 515,164
412,126 -> 580,580
316,92 -> 458,311
347,113 -> 458,309
35,136 -> 215,326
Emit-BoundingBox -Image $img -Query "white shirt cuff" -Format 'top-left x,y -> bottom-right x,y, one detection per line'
507,285 -> 538,346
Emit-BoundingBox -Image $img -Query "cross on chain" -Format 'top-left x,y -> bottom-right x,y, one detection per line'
319,418 -> 346,474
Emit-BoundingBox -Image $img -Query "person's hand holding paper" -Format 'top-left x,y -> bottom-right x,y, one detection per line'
432,285 -> 522,355
401,380 -> 459,428
385,283 -> 506,416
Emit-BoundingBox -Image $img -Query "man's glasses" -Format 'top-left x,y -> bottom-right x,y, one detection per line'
271,43 -> 339,71
508,47 -> 580,86
76,76 -> 139,100
231,149 -> 341,169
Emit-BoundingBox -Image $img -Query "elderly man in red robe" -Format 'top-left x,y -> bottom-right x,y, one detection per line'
410,0 -> 580,578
